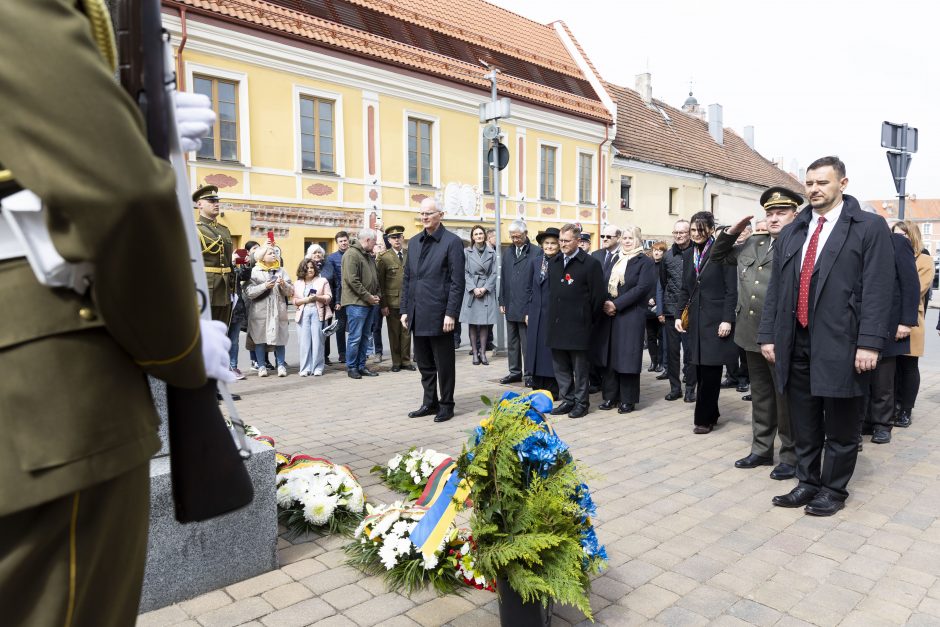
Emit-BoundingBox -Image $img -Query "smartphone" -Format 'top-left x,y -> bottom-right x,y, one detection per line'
308,288 -> 317,296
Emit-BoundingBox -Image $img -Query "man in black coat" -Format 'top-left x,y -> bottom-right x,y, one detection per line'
547,224 -> 606,418
661,220 -> 696,401
862,231 -> 920,444
400,198 -> 466,422
499,220 -> 540,385
759,156 -> 893,516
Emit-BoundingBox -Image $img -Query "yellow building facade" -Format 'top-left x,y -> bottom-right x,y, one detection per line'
163,4 -> 613,273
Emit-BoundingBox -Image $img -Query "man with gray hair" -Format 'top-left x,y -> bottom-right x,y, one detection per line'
341,227 -> 381,379
499,219 -> 539,385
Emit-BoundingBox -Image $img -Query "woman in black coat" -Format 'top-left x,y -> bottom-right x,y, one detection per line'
593,225 -> 658,413
524,228 -> 561,398
676,211 -> 738,433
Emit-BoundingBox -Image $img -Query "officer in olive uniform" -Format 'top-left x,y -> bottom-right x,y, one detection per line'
0,2 -> 208,624
710,186 -> 804,480
195,184 -> 235,324
377,225 -> 415,372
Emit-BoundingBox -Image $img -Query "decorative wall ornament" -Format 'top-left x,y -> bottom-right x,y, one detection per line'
307,183 -> 334,196
541,206 -> 555,216
411,193 -> 429,204
443,182 -> 480,217
204,173 -> 238,188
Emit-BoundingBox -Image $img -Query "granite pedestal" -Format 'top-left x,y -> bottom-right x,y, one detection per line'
139,379 -> 278,613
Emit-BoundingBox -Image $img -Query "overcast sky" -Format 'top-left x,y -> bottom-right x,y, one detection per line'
493,0 -> 936,204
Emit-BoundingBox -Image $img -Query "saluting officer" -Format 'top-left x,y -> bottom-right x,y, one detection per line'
710,187 -> 803,481
377,225 -> 415,372
195,184 -> 235,324
0,1 -> 228,624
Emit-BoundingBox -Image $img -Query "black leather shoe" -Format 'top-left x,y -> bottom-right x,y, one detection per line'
684,387 -> 696,403
734,453 -> 773,469
359,368 -> 379,377
736,383 -> 750,393
551,401 -> 575,415
772,485 -> 818,508
598,400 -> 617,411
857,442 -> 863,452
338,354 -> 346,363
433,408 -> 455,423
720,377 -> 736,388
770,463 -> 796,480
871,429 -> 892,444
742,394 -> 752,401
408,404 -> 439,418
324,357 -> 333,365
568,405 -> 589,419
347,369 -> 362,380
804,492 -> 845,517
524,376 -> 533,388
618,403 -> 635,414
402,364 -> 417,371
894,409 -> 912,428
647,363 -> 656,372
391,366 -> 401,372
665,390 -> 682,401
500,374 -> 522,384
656,371 -> 669,380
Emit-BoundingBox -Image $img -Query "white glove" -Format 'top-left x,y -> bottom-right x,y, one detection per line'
200,319 -> 236,383
176,92 -> 216,153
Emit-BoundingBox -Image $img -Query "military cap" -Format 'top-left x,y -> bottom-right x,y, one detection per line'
580,232 -> 592,242
193,184 -> 220,203
760,186 -> 803,210
536,227 -> 561,244
384,225 -> 405,237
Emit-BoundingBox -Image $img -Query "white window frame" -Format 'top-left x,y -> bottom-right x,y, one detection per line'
185,62 -> 251,167
537,140 -> 562,202
922,223 -> 933,236
292,85 -> 345,177
403,111 -> 440,189
576,148 -> 596,206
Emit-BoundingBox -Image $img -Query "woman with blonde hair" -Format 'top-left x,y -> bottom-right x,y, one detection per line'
891,220 -> 935,427
246,243 -> 293,377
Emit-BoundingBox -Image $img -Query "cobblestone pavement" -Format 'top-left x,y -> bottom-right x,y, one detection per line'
139,318 -> 940,627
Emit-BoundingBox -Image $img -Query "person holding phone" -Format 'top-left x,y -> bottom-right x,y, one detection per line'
246,243 -> 292,377
294,259 -> 332,376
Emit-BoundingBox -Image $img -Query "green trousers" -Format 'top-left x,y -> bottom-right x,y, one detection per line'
0,463 -> 150,626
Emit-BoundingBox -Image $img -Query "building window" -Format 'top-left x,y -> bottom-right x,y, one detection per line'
578,153 -> 593,204
669,187 -> 678,215
923,223 -> 933,236
540,146 -> 556,200
299,96 -> 335,173
194,75 -> 239,162
711,194 -> 719,213
408,118 -> 432,186
620,176 -> 632,209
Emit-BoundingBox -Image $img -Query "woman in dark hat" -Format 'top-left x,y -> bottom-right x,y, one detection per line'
524,227 -> 561,397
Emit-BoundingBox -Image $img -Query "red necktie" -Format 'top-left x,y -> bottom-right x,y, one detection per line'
797,216 -> 826,327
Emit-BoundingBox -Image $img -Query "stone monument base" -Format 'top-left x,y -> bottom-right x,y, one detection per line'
139,437 -> 277,613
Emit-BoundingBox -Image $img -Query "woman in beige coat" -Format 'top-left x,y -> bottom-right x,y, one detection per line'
892,220 -> 935,427
246,244 -> 293,377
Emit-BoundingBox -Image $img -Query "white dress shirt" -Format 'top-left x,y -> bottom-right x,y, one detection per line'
800,200 -> 843,269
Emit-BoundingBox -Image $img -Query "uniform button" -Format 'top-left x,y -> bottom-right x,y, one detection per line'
754,280 -> 760,284
749,309 -> 754,314
79,306 -> 97,321
751,294 -> 756,299
758,266 -> 763,270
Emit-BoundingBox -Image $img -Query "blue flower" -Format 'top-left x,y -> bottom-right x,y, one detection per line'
580,525 -> 607,564
515,430 -> 569,478
573,483 -> 597,519
473,426 -> 486,446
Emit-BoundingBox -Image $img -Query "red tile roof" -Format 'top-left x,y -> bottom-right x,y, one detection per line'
867,198 -> 940,222
608,82 -> 801,192
167,0 -> 612,122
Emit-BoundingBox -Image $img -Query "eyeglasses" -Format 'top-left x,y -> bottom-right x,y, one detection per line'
418,211 -> 440,218
558,238 -> 574,244
600,235 -> 615,239
672,231 -> 689,235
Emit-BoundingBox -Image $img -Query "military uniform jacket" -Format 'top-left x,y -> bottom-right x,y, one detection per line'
198,215 -> 234,307
710,230 -> 774,352
377,248 -> 406,309
0,0 -> 206,515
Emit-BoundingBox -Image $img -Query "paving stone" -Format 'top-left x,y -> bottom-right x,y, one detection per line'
618,583 -> 679,618
651,572 -> 698,596
589,575 -> 633,601
320,583 -> 373,611
309,616 -> 358,627
405,594 -> 476,626
177,590 -> 232,617
299,565 -> 362,595
727,599 -> 781,626
342,592 -> 415,626
261,582 -> 314,609
277,543 -> 322,565
590,603 -> 650,626
675,585 -> 738,618
654,605 -> 709,626
749,580 -> 803,613
854,596 -> 913,624
258,598 -> 335,627
226,570 -> 293,600
673,555 -> 724,582
281,558 -> 328,580
136,604 -> 188,627
195,597 -> 274,627
444,607 -> 499,627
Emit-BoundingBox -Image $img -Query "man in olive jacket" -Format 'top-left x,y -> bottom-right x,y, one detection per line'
0,1 -> 209,623
759,157 -> 893,516
342,228 -> 381,378
711,187 -> 802,481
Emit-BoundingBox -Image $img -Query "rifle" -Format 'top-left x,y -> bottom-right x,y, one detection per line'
115,0 -> 254,522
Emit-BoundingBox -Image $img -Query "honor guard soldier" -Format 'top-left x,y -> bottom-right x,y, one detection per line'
0,1 -> 230,624
195,184 -> 235,323
377,225 -> 415,372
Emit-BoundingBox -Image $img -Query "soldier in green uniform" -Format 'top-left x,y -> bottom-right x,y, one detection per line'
195,184 -> 235,324
0,1 -> 215,624
377,225 -> 415,372
710,186 -> 803,481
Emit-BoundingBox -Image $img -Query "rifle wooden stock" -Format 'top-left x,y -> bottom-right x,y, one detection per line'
115,0 -> 254,523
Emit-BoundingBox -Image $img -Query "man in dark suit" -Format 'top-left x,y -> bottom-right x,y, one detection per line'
498,219 -> 539,386
400,198 -> 466,422
547,223 -> 606,418
862,230 -> 919,444
590,224 -> 622,392
759,156 -> 893,516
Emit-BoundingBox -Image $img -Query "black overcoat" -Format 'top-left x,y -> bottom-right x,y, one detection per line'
757,195 -> 894,397
591,254 -> 657,373
499,239 -> 539,322
678,242 -> 738,366
400,225 -> 466,337
525,253 -> 556,378
882,232 -> 921,358
546,249 -> 605,351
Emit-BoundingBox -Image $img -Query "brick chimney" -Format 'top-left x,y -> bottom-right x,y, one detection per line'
635,73 -> 652,104
708,104 -> 723,145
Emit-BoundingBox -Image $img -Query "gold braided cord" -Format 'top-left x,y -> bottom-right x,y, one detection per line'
80,0 -> 118,72
198,228 -> 224,255
0,169 -> 12,183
